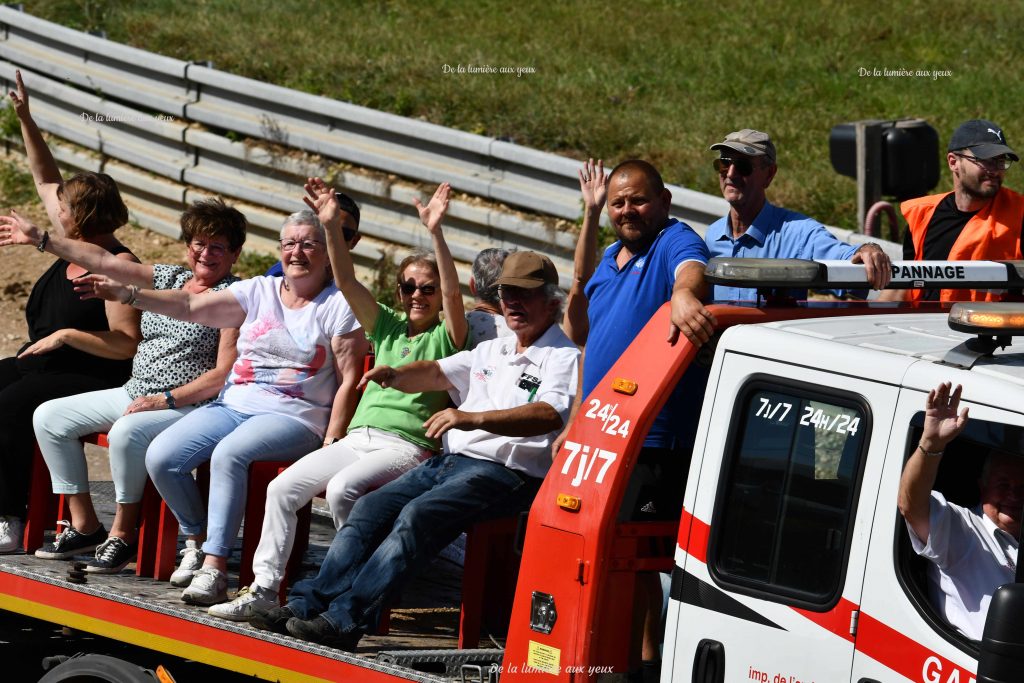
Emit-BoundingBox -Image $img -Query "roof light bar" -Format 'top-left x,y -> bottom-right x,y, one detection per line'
705,258 -> 822,287
705,257 -> 1024,290
948,303 -> 1024,336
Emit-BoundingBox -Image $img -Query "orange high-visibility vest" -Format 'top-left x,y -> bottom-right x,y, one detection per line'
901,188 -> 1024,302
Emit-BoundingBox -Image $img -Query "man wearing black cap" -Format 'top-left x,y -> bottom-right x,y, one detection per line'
250,251 -> 580,650
881,119 -> 1024,303
706,128 -> 891,300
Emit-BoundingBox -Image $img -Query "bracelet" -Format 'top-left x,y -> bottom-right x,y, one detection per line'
37,231 -> 49,252
918,444 -> 944,458
122,284 -> 139,307
163,390 -> 176,409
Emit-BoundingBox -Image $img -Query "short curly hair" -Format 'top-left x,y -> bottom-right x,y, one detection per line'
180,198 -> 248,251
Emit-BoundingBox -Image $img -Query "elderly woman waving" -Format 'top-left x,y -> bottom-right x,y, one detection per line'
75,208 -> 368,604
209,179 -> 468,620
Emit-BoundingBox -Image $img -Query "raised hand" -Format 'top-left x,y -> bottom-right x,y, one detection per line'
921,382 -> 969,451
0,210 -> 44,247
7,70 -> 30,121
578,158 -> 607,211
413,182 -> 451,234
303,177 -> 342,229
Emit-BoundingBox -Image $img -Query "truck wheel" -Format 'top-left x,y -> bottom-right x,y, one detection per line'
36,653 -> 157,682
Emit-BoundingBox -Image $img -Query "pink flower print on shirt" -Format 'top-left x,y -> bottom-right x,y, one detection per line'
232,358 -> 256,385
248,317 -> 280,339
230,315 -> 328,398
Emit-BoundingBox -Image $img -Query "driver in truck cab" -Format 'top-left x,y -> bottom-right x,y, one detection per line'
898,381 -> 1024,640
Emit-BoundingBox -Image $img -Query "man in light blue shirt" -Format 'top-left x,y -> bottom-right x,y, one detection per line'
704,129 -> 890,300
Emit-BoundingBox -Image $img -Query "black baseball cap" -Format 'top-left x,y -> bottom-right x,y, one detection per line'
335,192 -> 361,227
948,119 -> 1019,161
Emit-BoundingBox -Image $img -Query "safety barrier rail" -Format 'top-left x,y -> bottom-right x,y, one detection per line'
0,6 -> 888,285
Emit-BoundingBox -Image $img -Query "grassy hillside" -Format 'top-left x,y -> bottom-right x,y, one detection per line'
23,0 -> 1024,231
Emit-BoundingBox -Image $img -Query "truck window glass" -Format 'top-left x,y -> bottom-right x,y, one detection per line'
712,384 -> 868,605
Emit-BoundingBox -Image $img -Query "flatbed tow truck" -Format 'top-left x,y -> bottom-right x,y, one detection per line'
4,258 -> 1024,682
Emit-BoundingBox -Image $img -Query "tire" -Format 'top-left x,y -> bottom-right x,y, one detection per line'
36,653 -> 157,682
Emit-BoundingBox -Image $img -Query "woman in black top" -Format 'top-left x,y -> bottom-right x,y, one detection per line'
0,71 -> 141,552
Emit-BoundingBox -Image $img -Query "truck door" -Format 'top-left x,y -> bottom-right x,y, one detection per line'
851,380 -> 1024,683
666,353 -> 898,683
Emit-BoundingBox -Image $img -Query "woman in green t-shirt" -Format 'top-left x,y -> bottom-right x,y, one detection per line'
210,179 -> 468,620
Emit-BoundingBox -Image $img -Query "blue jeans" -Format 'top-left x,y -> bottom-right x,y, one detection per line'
286,453 -> 541,634
145,402 -> 320,558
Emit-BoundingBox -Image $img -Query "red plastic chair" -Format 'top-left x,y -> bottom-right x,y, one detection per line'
24,433 -> 206,581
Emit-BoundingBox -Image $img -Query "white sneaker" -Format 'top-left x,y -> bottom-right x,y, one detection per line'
181,566 -> 228,606
169,539 -> 205,587
0,516 -> 23,553
208,584 -> 277,621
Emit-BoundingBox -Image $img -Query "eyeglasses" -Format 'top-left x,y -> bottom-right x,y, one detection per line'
279,239 -> 324,252
399,282 -> 437,296
497,285 -> 543,301
954,153 -> 1014,172
189,240 -> 229,257
713,157 -> 755,177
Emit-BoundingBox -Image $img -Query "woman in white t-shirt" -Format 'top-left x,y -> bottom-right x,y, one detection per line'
76,209 -> 369,605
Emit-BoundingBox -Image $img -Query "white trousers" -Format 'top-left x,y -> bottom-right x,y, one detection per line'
251,427 -> 430,592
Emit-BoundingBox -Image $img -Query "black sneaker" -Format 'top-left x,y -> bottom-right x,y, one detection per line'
34,521 -> 107,560
85,537 -> 137,574
250,605 -> 296,634
285,615 -> 361,651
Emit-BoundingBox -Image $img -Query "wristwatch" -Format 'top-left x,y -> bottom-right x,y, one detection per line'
163,391 -> 176,409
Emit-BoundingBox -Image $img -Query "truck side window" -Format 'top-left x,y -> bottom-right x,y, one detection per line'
711,383 -> 868,607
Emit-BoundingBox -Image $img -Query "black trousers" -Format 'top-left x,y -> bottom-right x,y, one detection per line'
0,356 -> 121,518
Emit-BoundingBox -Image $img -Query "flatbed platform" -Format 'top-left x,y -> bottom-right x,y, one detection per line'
0,482 -> 504,681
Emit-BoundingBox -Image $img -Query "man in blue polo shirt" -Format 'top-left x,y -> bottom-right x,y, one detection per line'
560,158 -> 712,683
581,160 -> 713,461
705,129 -> 890,300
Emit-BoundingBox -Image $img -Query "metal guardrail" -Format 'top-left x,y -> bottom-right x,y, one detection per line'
0,5 -> 895,287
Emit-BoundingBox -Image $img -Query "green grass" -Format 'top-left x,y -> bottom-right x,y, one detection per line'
22,0 -> 1024,231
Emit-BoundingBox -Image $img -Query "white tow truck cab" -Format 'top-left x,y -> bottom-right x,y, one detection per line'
669,261 -> 1024,683
504,259 -> 1024,683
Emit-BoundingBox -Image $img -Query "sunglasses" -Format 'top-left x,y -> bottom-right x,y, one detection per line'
399,282 -> 437,296
954,153 -> 1014,172
497,284 -> 543,301
713,157 -> 755,177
